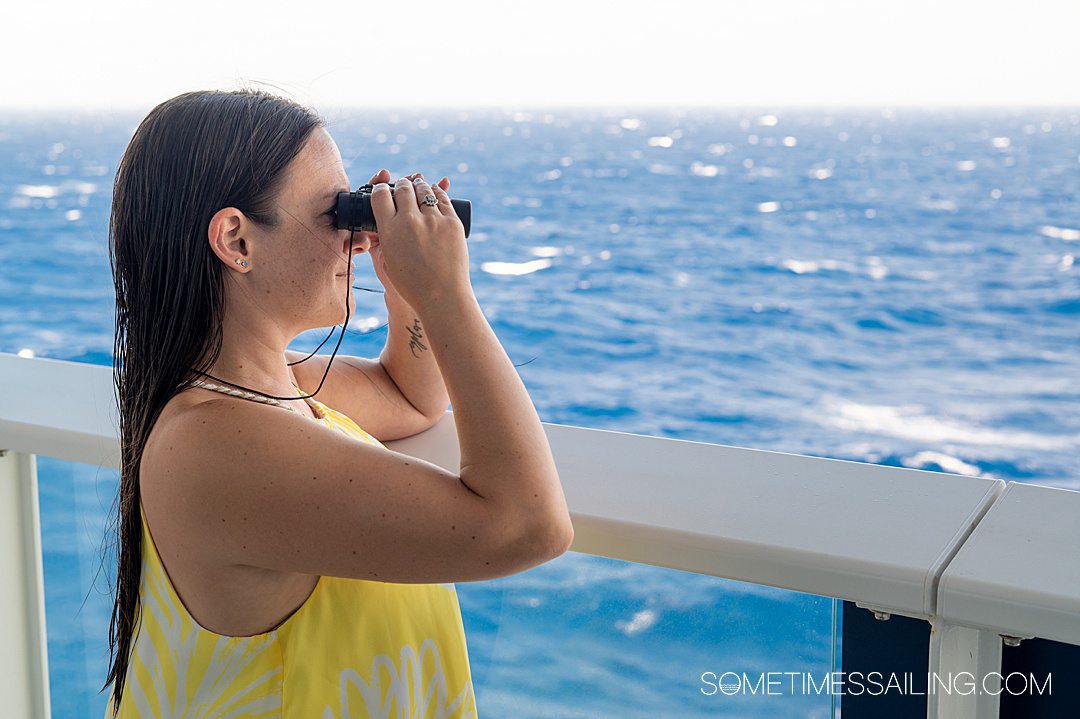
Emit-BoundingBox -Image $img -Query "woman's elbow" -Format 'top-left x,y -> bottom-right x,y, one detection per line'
543,516 -> 575,559
512,514 -> 575,568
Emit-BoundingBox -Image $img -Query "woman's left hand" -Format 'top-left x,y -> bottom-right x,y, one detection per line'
359,169 -> 451,305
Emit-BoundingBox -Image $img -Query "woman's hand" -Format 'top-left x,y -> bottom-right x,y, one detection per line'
367,171 -> 469,313
365,171 -> 453,307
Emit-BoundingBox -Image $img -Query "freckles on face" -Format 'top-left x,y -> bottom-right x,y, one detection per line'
273,129 -> 354,286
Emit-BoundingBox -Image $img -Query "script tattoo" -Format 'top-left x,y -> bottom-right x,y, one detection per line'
406,317 -> 428,359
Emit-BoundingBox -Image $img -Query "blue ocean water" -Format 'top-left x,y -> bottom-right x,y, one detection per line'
1,107 -> 1078,718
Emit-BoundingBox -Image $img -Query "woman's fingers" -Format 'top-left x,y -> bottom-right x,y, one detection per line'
412,176 -> 438,213
367,168 -> 391,185
399,172 -> 449,190
430,181 -> 454,216
406,172 -> 449,190
369,181 -> 395,220
370,172 -> 449,221
392,176 -> 419,215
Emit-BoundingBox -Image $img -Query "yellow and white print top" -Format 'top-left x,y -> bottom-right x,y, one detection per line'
106,388 -> 478,718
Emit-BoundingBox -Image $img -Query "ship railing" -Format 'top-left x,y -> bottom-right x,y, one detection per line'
1,351 -> 1077,718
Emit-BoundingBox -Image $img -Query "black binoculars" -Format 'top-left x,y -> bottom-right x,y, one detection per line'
334,182 -> 472,238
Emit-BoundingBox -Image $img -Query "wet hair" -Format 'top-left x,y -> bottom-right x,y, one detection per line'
101,86 -> 323,714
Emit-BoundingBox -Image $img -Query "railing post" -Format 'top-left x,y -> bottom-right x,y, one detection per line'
0,450 -> 52,719
927,618 -> 1001,719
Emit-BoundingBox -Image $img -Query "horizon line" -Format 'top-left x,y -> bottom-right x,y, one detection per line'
2,102 -> 1079,116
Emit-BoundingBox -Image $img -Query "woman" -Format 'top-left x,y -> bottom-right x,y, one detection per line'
102,88 -> 574,718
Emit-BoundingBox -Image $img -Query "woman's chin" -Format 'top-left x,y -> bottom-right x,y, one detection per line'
341,289 -> 357,315
315,288 -> 355,327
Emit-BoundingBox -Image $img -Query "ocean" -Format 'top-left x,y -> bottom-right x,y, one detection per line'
1,106 -> 1077,717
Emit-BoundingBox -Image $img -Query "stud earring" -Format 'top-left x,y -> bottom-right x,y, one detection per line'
234,258 -> 249,268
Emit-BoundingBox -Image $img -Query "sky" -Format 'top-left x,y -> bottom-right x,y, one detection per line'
1,0 -> 1078,112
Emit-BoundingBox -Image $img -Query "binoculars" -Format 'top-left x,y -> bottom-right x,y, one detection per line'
334,182 -> 472,238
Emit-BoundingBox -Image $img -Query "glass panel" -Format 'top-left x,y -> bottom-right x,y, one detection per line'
37,455 -> 118,719
44,453 -> 841,718
460,551 -> 839,718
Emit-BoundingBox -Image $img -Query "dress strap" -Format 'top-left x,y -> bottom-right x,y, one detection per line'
187,379 -> 300,415
292,383 -> 327,420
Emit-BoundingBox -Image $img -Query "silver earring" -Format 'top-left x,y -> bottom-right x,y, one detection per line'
234,258 -> 248,267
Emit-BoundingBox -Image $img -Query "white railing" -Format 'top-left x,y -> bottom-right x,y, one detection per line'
1,351 -> 1077,719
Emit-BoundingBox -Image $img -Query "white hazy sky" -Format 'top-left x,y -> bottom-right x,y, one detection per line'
2,0 -> 1078,112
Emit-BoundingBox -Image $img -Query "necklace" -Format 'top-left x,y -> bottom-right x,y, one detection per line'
187,379 -> 323,420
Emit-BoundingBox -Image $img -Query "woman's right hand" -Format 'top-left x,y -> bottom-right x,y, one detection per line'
368,176 -> 471,312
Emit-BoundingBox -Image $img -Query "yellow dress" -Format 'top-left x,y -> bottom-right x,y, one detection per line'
106,386 -> 478,718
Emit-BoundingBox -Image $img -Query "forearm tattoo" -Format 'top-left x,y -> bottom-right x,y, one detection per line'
406,317 -> 429,359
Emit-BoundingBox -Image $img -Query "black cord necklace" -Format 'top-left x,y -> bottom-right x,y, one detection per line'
189,229 -> 358,402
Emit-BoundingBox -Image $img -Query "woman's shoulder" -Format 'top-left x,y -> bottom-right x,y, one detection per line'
144,387 -> 237,461
138,386 -> 270,545
139,387 -> 245,556
139,388 -> 322,636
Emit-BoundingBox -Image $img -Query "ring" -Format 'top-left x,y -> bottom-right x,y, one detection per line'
422,194 -> 438,206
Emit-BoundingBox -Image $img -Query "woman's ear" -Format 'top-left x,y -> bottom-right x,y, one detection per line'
208,207 -> 250,269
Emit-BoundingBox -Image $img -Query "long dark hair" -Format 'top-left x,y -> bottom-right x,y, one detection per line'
102,87 -> 323,714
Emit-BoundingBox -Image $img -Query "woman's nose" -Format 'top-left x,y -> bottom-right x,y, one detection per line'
346,231 -> 376,255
